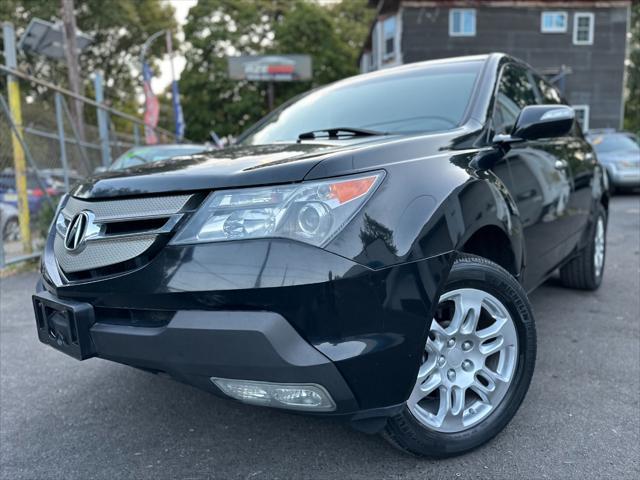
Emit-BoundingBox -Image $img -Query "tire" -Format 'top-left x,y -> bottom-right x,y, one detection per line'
605,170 -> 616,195
559,205 -> 607,291
3,218 -> 20,242
383,254 -> 537,457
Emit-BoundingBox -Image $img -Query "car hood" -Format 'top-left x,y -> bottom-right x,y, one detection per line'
72,142 -> 364,199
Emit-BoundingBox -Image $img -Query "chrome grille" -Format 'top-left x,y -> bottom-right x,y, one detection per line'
62,195 -> 191,222
54,234 -> 156,272
54,194 -> 192,274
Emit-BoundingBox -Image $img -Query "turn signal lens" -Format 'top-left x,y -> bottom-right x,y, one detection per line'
329,176 -> 377,204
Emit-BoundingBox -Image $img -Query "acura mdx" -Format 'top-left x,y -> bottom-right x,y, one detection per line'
34,54 -> 609,457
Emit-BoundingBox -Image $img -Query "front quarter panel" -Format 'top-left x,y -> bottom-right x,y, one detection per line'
318,146 -> 524,407
325,150 -> 524,277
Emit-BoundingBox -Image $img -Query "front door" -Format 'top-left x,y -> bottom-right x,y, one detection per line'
491,63 -> 574,289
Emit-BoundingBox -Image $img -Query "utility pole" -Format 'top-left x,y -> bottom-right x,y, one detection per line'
166,30 -> 185,141
61,0 -> 85,143
2,22 -> 31,254
267,82 -> 275,112
94,72 -> 111,168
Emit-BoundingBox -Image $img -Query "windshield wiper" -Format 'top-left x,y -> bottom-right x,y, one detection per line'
297,127 -> 388,141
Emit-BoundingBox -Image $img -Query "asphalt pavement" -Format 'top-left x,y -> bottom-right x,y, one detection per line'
1,194 -> 639,480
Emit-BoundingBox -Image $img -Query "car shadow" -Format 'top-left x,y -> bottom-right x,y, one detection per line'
19,357 -> 529,478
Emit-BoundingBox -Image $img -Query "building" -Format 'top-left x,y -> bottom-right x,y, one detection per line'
360,0 -> 631,130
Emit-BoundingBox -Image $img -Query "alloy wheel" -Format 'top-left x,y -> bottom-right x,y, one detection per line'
407,288 -> 519,433
4,219 -> 20,242
594,216 -> 605,278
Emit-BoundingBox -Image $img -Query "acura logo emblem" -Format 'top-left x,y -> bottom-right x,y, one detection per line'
64,211 -> 94,251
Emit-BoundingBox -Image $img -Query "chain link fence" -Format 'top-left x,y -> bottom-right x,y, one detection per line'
0,68 -> 181,268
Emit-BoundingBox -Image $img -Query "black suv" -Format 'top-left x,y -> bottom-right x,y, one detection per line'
34,54 -> 608,457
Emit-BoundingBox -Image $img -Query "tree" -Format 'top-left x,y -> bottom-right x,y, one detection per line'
624,2 -> 640,134
272,1 -> 359,98
178,0 -> 281,141
329,0 -> 376,64
0,0 -> 177,111
179,0 -> 373,141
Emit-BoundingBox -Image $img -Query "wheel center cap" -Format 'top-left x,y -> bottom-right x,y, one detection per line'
447,348 -> 464,368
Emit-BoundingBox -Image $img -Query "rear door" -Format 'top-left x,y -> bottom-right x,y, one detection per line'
490,63 -> 573,289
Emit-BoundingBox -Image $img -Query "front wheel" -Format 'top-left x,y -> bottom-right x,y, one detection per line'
383,255 -> 536,457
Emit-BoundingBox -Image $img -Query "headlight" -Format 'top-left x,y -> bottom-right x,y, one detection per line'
171,172 -> 384,247
617,160 -> 636,169
52,194 -> 69,235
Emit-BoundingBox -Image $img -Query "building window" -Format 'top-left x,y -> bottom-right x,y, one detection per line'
382,16 -> 396,61
541,11 -> 567,33
449,9 -> 476,37
573,13 -> 594,45
573,105 -> 590,131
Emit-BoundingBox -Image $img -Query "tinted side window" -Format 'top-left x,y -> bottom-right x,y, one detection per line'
531,73 -> 582,137
493,64 -> 537,134
534,74 -> 562,105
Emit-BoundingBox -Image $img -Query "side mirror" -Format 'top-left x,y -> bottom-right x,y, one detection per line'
478,105 -> 575,170
511,105 -> 574,141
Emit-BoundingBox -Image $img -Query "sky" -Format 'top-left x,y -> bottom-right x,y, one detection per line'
151,0 -> 197,92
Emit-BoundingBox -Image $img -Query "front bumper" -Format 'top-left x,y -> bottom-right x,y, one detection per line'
37,237 -> 454,419
34,286 -> 358,412
607,166 -> 640,188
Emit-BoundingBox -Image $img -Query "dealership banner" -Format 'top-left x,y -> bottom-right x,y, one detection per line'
142,62 -> 159,144
171,79 -> 185,141
228,55 -> 313,82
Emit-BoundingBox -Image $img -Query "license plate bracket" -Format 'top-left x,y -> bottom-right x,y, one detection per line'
33,291 -> 96,360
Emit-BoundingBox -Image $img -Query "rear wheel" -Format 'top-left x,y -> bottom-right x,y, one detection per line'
383,255 -> 536,457
559,205 -> 607,291
3,218 -> 20,242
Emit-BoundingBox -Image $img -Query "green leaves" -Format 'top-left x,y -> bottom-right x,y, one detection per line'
1,0 -> 177,110
1,0 -> 374,142
179,0 -> 373,141
624,3 -> 640,135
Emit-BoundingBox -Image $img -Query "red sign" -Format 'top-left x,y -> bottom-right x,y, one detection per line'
267,64 -> 295,75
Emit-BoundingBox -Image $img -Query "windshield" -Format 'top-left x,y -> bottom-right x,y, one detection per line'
239,61 -> 482,145
589,133 -> 640,154
109,145 -> 206,171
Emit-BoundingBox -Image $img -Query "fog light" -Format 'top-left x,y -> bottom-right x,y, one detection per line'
211,377 -> 336,412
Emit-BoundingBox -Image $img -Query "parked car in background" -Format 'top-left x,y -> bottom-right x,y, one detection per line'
0,202 -> 20,242
34,54 -> 609,458
105,144 -> 211,171
0,170 -> 68,217
587,130 -> 640,192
